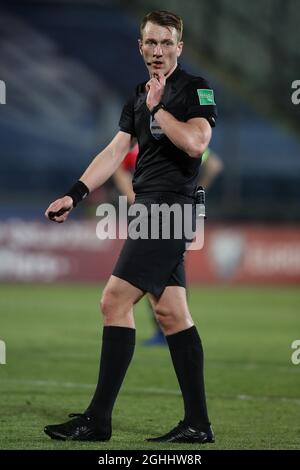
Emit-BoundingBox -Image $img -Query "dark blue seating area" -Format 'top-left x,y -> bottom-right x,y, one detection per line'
0,3 -> 299,221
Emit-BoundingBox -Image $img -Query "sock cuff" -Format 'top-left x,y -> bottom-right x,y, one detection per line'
166,325 -> 201,349
102,326 -> 136,344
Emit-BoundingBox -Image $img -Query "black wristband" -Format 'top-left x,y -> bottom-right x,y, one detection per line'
150,102 -> 165,118
65,180 -> 89,207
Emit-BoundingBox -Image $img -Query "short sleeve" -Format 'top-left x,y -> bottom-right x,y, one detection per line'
185,78 -> 218,127
119,93 -> 136,136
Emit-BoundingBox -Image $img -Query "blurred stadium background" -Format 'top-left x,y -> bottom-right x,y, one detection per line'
0,0 -> 299,450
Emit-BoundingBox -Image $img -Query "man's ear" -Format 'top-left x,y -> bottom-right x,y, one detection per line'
177,41 -> 184,57
138,38 -> 143,55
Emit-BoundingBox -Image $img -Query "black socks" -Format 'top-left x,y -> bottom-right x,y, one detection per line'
86,326 -> 135,424
166,325 -> 210,428
85,325 -> 209,429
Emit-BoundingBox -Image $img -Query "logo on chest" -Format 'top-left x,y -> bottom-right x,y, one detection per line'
150,116 -> 165,140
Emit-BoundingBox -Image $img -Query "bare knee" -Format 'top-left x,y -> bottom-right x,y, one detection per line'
100,286 -> 121,320
154,303 -> 193,335
154,303 -> 178,330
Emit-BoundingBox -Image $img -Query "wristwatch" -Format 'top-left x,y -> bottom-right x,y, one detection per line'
150,102 -> 165,118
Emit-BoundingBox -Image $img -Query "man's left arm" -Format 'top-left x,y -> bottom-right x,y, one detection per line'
146,72 -> 216,158
153,111 -> 211,158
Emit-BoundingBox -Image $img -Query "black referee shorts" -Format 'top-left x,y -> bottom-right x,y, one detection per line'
112,192 -> 195,298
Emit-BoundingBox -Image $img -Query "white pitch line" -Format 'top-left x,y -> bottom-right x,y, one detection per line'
1,378 -> 300,405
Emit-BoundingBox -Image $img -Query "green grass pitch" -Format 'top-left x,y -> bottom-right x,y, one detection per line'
0,284 -> 299,450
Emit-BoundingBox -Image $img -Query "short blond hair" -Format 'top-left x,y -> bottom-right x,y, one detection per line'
140,10 -> 183,42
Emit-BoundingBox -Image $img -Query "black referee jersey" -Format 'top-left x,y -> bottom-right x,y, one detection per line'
113,65 -> 218,297
119,64 -> 217,197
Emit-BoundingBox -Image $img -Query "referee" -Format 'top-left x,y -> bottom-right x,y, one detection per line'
44,10 -> 217,443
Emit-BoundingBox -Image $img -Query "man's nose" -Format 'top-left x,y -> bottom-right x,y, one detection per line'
153,44 -> 163,56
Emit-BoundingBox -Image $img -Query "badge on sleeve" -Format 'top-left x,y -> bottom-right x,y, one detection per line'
197,89 -> 216,105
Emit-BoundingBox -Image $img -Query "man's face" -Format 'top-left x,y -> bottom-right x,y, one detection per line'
139,22 -> 183,78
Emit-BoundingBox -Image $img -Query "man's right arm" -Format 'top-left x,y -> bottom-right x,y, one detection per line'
80,131 -> 133,192
45,131 -> 133,223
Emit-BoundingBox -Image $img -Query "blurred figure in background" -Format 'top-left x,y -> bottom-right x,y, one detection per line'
112,142 -> 138,205
113,144 -> 223,346
199,147 -> 223,191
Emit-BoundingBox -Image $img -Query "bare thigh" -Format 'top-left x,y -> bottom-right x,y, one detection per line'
101,275 -> 145,328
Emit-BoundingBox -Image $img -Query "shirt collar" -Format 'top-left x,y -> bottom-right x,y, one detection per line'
166,64 -> 182,83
